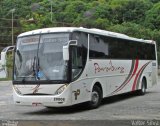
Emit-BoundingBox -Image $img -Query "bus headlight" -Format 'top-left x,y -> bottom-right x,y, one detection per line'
13,86 -> 22,95
55,84 -> 68,95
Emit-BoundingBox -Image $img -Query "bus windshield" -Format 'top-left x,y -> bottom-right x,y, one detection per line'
14,33 -> 69,82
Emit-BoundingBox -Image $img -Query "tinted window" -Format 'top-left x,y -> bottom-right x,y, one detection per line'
89,34 -> 156,60
89,34 -> 109,58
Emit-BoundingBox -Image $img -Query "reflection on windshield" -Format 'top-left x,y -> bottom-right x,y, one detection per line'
14,33 -> 69,82
38,34 -> 69,81
15,35 -> 39,81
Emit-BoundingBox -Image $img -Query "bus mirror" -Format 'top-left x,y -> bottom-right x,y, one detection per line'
63,45 -> 69,61
69,40 -> 77,46
63,40 -> 77,61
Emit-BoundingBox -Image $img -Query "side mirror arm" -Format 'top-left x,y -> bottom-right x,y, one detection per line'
63,40 -> 78,61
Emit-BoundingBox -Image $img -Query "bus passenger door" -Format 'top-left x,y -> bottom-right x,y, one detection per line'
70,31 -> 88,104
71,46 -> 89,104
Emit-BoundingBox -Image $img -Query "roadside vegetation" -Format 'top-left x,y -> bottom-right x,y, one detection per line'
0,0 -> 160,79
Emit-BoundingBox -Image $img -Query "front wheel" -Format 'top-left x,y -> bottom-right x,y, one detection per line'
87,85 -> 102,109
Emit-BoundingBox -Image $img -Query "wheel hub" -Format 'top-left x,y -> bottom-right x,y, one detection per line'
91,91 -> 99,104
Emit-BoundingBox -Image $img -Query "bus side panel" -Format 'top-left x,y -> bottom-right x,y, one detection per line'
71,78 -> 92,105
70,59 -> 128,105
86,59 -> 154,97
144,61 -> 153,89
86,59 -> 132,97
131,60 -> 152,90
71,59 -> 156,105
117,60 -> 153,93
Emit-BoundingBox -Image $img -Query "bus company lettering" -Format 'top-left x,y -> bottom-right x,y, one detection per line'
94,61 -> 124,74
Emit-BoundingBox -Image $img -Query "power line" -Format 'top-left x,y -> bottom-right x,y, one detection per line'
0,43 -> 12,46
0,42 -> 11,43
0,35 -> 12,37
0,18 -> 19,21
0,26 -> 21,29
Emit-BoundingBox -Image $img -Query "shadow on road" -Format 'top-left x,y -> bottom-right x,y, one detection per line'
23,103 -> 91,115
101,91 -> 142,106
101,90 -> 159,106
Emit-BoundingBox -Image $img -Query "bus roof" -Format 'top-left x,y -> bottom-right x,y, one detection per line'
18,27 -> 155,44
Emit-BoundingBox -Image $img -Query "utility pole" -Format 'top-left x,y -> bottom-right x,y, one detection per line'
51,1 -> 53,22
10,9 -> 15,46
48,0 -> 53,22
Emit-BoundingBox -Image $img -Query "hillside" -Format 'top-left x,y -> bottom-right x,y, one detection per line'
0,0 -> 160,62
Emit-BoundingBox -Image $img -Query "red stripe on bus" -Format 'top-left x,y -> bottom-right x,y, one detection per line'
111,59 -> 138,94
132,62 -> 150,91
124,59 -> 139,84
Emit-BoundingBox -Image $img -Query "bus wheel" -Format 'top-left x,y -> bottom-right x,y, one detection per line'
138,78 -> 146,95
88,85 -> 102,109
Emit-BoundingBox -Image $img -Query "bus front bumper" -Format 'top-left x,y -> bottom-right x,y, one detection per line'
13,88 -> 72,107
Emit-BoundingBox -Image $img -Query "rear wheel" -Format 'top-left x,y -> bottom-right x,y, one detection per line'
88,85 -> 102,109
138,78 -> 146,95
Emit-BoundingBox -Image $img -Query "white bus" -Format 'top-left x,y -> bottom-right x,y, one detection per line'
13,27 -> 157,109
0,46 -> 14,78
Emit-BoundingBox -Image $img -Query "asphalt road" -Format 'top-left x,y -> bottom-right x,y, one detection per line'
0,79 -> 160,126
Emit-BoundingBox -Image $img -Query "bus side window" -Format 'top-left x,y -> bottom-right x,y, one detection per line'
89,35 -> 109,59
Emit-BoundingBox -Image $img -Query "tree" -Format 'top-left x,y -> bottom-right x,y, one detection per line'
145,2 -> 160,30
109,0 -> 152,24
0,0 -> 160,64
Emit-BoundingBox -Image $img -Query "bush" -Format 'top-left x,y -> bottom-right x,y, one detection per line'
6,53 -> 13,79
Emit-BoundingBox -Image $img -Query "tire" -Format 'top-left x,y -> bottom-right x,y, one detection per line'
87,85 -> 102,109
138,78 -> 146,95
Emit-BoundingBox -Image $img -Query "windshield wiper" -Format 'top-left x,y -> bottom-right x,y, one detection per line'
32,56 -> 36,77
16,50 -> 22,69
36,57 -> 50,80
33,56 -> 41,80
36,57 -> 40,80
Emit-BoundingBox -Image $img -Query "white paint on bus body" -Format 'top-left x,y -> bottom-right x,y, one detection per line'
0,46 -> 14,78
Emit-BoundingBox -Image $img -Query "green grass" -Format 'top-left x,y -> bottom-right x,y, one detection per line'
0,77 -> 12,81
